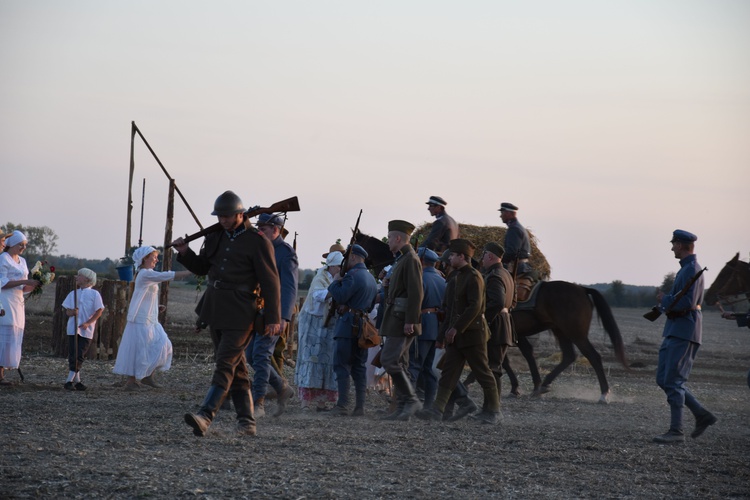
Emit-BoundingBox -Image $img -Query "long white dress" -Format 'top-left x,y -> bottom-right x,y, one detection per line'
0,253 -> 28,369
113,268 -> 174,379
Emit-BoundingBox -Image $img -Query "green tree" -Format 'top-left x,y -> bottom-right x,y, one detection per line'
659,272 -> 676,293
610,280 -> 626,307
1,223 -> 59,258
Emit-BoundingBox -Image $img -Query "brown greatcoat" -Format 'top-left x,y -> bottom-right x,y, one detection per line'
440,263 -> 489,347
177,219 -> 281,330
380,244 -> 423,338
483,262 -> 516,347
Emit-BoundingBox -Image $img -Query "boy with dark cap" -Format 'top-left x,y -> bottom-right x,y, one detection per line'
380,220 -> 424,421
653,229 -> 716,443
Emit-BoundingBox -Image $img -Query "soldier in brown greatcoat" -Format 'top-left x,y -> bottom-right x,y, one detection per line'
379,220 -> 424,421
481,242 -> 516,401
418,239 -> 500,424
172,191 -> 281,437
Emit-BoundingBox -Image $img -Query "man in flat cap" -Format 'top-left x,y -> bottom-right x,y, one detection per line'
653,229 -> 716,444
244,213 -> 299,417
327,244 -> 378,416
499,202 -> 534,301
380,220 -> 424,421
421,196 -> 459,254
420,239 -> 501,424
406,247 -> 446,413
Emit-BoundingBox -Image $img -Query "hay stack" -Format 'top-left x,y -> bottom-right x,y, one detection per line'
412,223 -> 551,280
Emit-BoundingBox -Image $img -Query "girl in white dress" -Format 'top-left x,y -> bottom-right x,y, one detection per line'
0,231 -> 40,384
113,246 -> 190,390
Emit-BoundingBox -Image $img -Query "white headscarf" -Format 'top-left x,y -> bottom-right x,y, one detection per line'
6,231 -> 27,248
325,251 -> 344,267
133,246 -> 157,270
78,268 -> 97,286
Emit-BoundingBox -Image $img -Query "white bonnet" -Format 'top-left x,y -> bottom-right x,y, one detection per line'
133,246 -> 157,269
78,268 -> 97,286
325,251 -> 344,267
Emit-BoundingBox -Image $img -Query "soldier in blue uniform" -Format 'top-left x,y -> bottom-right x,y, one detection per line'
327,244 -> 378,416
407,247 -> 446,412
421,196 -> 459,254
245,213 -> 298,417
653,229 -> 717,444
499,202 -> 534,301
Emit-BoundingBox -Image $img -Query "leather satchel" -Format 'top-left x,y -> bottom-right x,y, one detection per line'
358,319 -> 382,349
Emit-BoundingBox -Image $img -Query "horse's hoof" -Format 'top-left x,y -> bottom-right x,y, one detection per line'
509,388 -> 521,397
598,393 -> 610,404
532,386 -> 550,397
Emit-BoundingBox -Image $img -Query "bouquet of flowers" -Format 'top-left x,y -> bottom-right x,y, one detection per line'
27,260 -> 56,300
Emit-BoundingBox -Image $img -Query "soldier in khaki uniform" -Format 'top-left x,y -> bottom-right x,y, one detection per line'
418,239 -> 500,424
380,220 -> 424,421
481,242 -> 516,401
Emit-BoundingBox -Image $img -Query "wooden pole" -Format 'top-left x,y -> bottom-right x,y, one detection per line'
125,121 -> 136,257
159,179 -> 175,324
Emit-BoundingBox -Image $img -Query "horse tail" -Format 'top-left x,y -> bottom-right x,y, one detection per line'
584,287 -> 631,371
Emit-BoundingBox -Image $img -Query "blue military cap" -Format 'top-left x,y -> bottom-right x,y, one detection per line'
498,202 -> 518,212
417,247 -> 439,263
671,229 -> 698,243
350,244 -> 368,259
257,213 -> 284,227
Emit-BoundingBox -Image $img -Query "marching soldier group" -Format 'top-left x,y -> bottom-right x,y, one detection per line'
171,190 -> 717,444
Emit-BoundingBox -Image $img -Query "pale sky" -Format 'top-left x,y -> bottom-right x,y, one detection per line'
1,0 -> 749,286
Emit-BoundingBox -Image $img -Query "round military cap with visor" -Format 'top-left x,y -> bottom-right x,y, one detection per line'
670,229 -> 698,243
417,247 -> 440,263
257,213 -> 284,227
349,244 -> 369,259
425,196 -> 447,207
498,202 -> 519,212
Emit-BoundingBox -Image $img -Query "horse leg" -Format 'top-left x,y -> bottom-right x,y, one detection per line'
517,336 -> 542,393
574,337 -> 610,404
501,356 -> 521,396
537,338 -> 577,396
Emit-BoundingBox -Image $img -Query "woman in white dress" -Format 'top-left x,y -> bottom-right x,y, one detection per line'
294,251 -> 344,410
0,231 -> 40,384
113,246 -> 190,390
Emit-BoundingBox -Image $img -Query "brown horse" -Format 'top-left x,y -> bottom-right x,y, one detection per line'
512,282 -> 629,403
354,230 -> 630,402
705,252 -> 750,306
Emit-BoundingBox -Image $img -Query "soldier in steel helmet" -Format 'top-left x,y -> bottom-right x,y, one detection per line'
172,190 -> 281,437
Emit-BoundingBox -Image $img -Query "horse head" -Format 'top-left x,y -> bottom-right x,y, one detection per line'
705,253 -> 750,305
353,230 -> 394,276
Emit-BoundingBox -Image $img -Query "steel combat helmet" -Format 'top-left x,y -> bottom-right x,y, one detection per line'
211,191 -> 245,216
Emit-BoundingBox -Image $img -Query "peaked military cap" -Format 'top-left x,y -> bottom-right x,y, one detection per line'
417,247 -> 439,263
388,219 -> 416,235
670,229 -> 698,243
498,202 -> 518,212
322,243 -> 346,258
484,242 -> 505,258
449,238 -> 476,258
257,213 -> 284,227
349,244 -> 368,259
425,196 -> 447,207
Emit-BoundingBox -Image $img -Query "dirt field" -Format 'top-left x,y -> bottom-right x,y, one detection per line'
2,283 -> 749,499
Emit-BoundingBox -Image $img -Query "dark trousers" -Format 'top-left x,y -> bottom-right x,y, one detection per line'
333,337 -> 367,408
67,335 -> 91,372
434,341 -> 499,413
656,336 -> 708,432
408,339 -> 438,408
211,327 -> 253,392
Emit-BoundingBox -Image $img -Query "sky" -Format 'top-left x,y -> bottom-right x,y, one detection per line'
1,0 -> 749,286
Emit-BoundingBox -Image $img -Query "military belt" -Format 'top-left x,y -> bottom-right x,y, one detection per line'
207,280 -> 253,292
421,307 -> 440,314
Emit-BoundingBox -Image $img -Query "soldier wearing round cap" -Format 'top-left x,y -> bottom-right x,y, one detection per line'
498,202 -> 531,272
243,213 -> 299,417
327,244 -> 378,416
418,239 -> 500,424
380,220 -> 424,421
652,229 -> 716,444
407,247 -> 446,412
173,190 -> 281,437
480,242 -> 516,400
421,196 -> 459,254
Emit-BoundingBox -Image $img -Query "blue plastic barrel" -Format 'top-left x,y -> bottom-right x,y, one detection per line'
116,264 -> 134,282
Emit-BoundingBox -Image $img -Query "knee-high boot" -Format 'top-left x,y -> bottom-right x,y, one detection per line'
232,389 -> 256,436
184,385 -> 226,437
391,371 -> 422,421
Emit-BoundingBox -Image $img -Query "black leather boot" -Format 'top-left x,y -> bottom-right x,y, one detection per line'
184,385 -> 226,437
381,383 -> 404,420
391,371 -> 422,421
232,389 -> 256,436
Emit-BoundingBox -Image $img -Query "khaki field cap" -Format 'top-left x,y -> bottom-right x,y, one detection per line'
484,242 -> 505,258
388,220 -> 415,235
449,238 -> 476,258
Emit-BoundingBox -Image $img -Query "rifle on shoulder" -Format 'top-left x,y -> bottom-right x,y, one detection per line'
644,266 -> 707,322
324,209 -> 363,327
166,196 -> 300,248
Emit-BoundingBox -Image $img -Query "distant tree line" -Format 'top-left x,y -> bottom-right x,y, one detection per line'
590,273 -> 676,308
